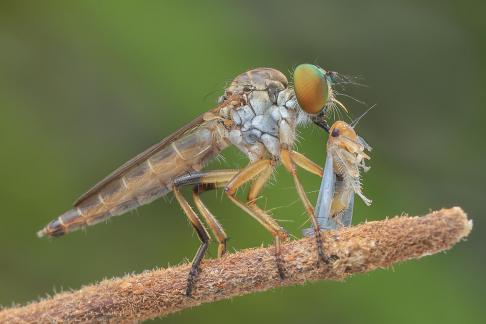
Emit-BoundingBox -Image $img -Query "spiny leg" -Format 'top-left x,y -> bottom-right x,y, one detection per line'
193,184 -> 228,258
290,150 -> 323,177
191,170 -> 239,258
173,186 -> 210,297
175,164 -> 288,277
225,195 -> 288,279
225,159 -> 288,278
225,160 -> 285,236
245,163 -> 284,232
247,161 -> 274,204
247,163 -> 288,278
179,168 -> 282,258
280,148 -> 330,265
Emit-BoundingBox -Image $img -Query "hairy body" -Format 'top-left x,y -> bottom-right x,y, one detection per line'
38,68 -> 307,238
37,65 -> 349,296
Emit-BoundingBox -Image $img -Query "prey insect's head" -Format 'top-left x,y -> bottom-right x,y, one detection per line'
329,120 -> 358,142
328,120 -> 372,157
293,64 -> 348,131
330,104 -> 375,150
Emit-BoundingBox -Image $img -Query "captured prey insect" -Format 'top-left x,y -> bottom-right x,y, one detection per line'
37,64 -> 349,296
303,117 -> 372,236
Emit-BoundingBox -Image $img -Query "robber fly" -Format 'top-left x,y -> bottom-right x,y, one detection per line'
38,64 -> 349,296
303,118 -> 372,236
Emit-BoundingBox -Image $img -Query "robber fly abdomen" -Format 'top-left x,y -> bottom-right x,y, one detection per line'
38,121 -> 228,237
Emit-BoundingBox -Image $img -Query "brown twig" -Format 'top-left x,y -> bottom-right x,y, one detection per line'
0,207 -> 471,323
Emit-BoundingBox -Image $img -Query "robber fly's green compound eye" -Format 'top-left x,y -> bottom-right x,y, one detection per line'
293,64 -> 330,114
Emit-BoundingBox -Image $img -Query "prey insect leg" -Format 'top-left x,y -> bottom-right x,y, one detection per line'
225,159 -> 288,279
280,148 -> 330,265
173,186 -> 210,297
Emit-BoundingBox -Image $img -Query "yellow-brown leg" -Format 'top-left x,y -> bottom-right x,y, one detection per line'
224,159 -> 288,278
224,160 -> 286,238
247,162 -> 274,203
290,150 -> 323,177
281,148 -> 330,265
174,164 -> 288,278
191,170 -> 239,258
173,186 -> 210,297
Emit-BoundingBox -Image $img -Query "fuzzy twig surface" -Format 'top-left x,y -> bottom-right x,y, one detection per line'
0,207 -> 471,323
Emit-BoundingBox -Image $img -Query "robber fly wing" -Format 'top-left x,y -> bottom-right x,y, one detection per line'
302,150 -> 335,236
73,114 -> 207,206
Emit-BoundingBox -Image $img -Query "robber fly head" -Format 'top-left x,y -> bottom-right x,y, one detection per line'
293,64 -> 349,129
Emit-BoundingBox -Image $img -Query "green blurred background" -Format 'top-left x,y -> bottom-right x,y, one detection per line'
1,1 -> 484,323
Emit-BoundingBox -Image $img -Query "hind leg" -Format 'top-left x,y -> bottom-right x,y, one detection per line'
173,186 -> 210,297
190,170 -> 239,258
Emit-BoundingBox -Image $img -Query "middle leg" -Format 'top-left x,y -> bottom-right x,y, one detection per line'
224,159 -> 288,278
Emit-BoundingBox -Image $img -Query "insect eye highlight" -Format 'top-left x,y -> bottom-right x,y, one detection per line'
293,64 -> 329,114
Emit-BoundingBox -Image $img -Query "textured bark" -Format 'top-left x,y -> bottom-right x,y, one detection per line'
0,207 -> 471,323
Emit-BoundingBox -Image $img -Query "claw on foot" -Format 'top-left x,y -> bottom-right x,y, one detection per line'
276,256 -> 286,279
312,225 -> 331,266
185,266 -> 200,297
274,235 -> 286,279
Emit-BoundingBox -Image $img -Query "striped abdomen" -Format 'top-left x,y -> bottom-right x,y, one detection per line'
38,121 -> 228,238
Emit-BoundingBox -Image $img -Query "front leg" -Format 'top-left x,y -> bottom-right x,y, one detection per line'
275,105 -> 329,264
289,150 -> 323,177
280,147 -> 330,265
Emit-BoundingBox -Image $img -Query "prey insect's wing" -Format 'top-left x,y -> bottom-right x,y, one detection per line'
340,193 -> 354,227
314,150 -> 336,230
302,150 -> 335,236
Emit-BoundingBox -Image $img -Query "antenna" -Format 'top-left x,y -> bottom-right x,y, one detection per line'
351,104 -> 376,128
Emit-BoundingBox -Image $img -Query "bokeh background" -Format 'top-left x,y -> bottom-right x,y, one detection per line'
1,1 -> 485,323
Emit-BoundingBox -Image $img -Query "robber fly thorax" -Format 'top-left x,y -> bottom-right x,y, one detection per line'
38,64 -> 350,296
216,68 -> 300,161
